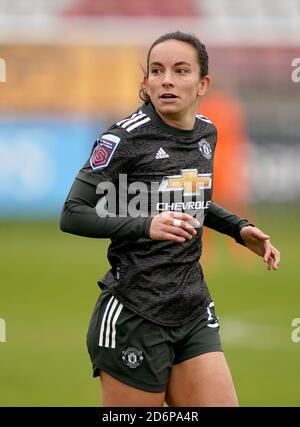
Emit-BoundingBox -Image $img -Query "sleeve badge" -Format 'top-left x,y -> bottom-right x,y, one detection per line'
90,134 -> 121,170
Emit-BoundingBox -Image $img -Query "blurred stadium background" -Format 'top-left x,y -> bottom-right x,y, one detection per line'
0,0 -> 299,406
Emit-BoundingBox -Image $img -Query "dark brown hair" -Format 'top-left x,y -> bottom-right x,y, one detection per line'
139,31 -> 209,102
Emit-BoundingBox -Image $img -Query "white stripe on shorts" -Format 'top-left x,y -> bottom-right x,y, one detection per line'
98,295 -> 123,348
111,303 -> 123,349
104,298 -> 119,347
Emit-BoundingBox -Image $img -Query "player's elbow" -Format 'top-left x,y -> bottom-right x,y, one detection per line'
59,204 -> 72,234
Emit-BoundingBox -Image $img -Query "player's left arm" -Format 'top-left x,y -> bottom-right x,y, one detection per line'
204,201 -> 280,271
239,225 -> 280,271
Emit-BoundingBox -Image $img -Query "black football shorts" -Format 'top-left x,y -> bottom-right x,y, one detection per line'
87,288 -> 223,393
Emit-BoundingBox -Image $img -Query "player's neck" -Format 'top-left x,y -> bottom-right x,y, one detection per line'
155,107 -> 196,131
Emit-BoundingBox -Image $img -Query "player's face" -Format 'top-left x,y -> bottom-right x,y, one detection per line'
144,39 -> 210,125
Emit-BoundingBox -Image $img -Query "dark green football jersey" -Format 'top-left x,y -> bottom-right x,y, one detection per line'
61,102 -> 251,326
77,102 -> 217,326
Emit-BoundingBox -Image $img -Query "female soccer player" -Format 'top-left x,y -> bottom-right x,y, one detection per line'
60,31 -> 280,407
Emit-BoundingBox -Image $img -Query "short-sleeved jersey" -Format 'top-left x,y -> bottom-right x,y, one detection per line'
77,102 -> 218,326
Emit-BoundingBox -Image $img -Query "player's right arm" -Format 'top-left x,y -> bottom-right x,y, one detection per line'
60,132 -> 196,242
60,131 -> 152,240
60,177 -> 153,240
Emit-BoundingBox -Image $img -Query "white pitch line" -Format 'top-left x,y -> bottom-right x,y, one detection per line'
220,316 -> 290,350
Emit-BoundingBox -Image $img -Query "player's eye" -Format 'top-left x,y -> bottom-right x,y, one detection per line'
151,68 -> 162,75
176,68 -> 188,74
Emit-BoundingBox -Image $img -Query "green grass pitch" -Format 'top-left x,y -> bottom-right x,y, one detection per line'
0,205 -> 299,406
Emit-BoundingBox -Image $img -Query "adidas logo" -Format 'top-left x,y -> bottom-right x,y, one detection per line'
155,147 -> 169,159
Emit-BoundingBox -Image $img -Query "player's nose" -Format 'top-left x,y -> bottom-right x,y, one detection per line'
161,70 -> 174,87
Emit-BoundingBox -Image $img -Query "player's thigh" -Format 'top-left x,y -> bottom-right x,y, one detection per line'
165,352 -> 239,407
100,371 -> 166,407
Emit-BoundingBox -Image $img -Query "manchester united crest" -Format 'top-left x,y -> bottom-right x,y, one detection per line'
198,139 -> 212,160
121,347 -> 144,369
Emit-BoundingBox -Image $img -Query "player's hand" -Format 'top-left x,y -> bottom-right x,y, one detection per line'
149,211 -> 200,243
240,225 -> 280,271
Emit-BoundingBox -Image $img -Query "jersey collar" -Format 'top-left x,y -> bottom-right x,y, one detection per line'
142,102 -> 196,138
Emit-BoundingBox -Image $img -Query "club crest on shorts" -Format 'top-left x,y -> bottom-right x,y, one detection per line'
198,139 -> 212,160
121,346 -> 144,369
90,134 -> 120,170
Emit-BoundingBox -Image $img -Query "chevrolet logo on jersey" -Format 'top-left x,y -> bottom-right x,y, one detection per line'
157,169 -> 212,213
159,169 -> 212,195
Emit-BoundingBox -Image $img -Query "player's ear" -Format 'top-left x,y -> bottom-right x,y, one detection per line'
197,75 -> 210,97
143,75 -> 150,96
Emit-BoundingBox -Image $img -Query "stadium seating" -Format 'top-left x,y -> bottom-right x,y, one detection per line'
64,0 -> 196,17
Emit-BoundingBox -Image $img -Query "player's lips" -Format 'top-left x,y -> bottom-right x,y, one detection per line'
159,93 -> 179,102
